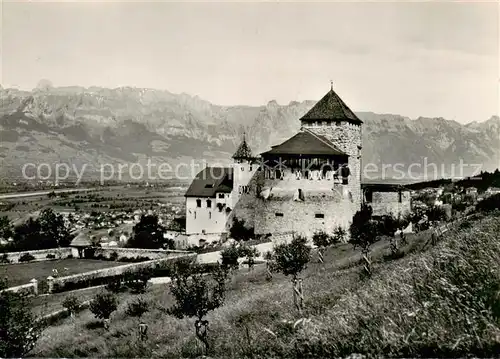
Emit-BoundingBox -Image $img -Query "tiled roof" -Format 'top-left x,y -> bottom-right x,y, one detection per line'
261,129 -> 346,156
300,88 -> 362,125
184,167 -> 234,198
232,138 -> 254,159
70,231 -> 92,247
361,183 -> 408,192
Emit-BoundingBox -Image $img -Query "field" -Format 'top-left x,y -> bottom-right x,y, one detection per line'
29,215 -> 499,358
1,259 -> 123,287
0,184 -> 186,222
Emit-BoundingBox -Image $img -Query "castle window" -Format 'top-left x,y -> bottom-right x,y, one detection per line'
275,212 -> 284,217
365,190 -> 373,203
209,211 -> 212,219
205,184 -> 214,188
398,191 -> 402,203
218,193 -> 224,199
241,167 -> 244,171
315,213 -> 325,219
194,211 -> 197,219
250,165 -> 253,171
196,199 -> 202,208
206,199 -> 212,208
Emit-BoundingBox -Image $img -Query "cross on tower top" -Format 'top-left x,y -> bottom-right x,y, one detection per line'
330,80 -> 333,90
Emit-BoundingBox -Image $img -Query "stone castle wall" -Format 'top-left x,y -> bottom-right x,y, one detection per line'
302,121 -> 362,211
369,190 -> 412,217
230,170 -> 357,238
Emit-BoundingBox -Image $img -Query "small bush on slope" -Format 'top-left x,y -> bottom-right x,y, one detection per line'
294,216 -> 500,357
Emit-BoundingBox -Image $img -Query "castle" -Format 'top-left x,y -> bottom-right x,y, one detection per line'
183,85 -> 410,246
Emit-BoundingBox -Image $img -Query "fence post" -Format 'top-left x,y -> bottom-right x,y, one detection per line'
47,276 -> 54,293
139,322 -> 148,341
30,278 -> 38,296
318,247 -> 324,263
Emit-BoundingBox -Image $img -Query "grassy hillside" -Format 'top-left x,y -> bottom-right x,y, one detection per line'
32,214 -> 500,358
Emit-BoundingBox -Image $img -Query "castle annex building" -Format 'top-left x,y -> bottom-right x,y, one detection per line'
184,85 -> 409,245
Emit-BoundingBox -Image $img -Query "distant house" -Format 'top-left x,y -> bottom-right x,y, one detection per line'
486,187 -> 500,195
466,187 -> 478,195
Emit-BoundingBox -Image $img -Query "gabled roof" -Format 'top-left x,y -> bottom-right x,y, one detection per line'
261,128 -> 346,156
70,231 -> 92,247
184,167 -> 234,198
300,88 -> 362,125
232,137 -> 254,160
361,183 -> 409,192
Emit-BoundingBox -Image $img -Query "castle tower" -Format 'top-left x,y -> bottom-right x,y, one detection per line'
298,83 -> 363,210
230,134 -> 257,207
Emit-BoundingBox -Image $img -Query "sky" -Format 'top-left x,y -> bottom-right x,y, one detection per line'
1,0 -> 499,124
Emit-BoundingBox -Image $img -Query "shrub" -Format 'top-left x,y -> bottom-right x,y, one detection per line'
109,251 -> 118,261
220,243 -> 241,270
66,254 -> 73,259
0,253 -> 10,264
46,254 -> 56,259
125,297 -> 149,318
476,193 -> 500,212
229,218 -> 255,242
105,277 -> 127,293
62,295 -> 81,317
124,268 -> 151,294
89,292 -> 118,322
312,231 -> 330,249
18,253 -> 36,262
332,226 -> 347,244
0,288 -> 42,357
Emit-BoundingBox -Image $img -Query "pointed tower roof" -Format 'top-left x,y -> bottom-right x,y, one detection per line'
300,85 -> 362,125
232,135 -> 254,160
70,231 -> 92,247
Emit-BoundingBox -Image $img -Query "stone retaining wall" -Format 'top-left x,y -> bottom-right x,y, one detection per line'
0,248 -> 73,264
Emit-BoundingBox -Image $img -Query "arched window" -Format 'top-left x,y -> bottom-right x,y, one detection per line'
196,199 -> 201,208
206,199 -> 212,208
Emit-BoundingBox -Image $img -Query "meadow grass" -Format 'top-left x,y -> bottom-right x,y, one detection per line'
31,215 -> 500,358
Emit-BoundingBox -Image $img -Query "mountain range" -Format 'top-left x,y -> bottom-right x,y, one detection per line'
0,84 -> 498,182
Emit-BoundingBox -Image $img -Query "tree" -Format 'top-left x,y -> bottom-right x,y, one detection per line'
127,214 -> 173,249
89,292 -> 118,328
312,230 -> 330,263
332,226 -> 347,245
62,295 -> 81,318
38,209 -> 70,247
166,261 -> 228,355
349,205 -> 380,277
268,235 -> 311,313
0,216 -> 13,240
239,244 -> 259,270
0,286 -> 42,357
125,297 -> 149,318
229,218 -> 254,242
379,214 -> 400,256
220,243 -> 241,270
426,205 -> 447,226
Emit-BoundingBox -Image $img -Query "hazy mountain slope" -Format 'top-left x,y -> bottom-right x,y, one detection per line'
0,86 -> 498,180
